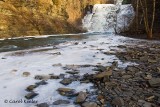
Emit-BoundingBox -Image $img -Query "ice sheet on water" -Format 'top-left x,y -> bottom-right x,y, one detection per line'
0,34 -> 142,107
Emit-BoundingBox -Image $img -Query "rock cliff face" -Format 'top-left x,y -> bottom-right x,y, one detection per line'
0,0 -> 107,38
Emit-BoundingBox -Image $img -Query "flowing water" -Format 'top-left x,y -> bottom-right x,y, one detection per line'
0,34 -> 89,52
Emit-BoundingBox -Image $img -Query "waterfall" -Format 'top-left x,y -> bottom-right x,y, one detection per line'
82,3 -> 135,33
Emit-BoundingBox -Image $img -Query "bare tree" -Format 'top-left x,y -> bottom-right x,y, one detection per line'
140,0 -> 156,39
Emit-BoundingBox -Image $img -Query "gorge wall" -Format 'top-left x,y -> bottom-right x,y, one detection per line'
0,0 -> 108,38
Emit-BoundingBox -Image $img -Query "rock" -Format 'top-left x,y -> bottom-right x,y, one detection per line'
26,85 -> 37,91
22,72 -> 30,77
34,75 -> 50,80
112,97 -> 124,106
60,78 -> 72,85
82,102 -> 98,107
93,66 -> 106,72
35,74 -> 59,80
80,80 -> 90,83
75,91 -> 87,103
140,56 -> 148,61
53,100 -> 70,105
50,75 -> 59,79
1,57 -> 6,59
145,96 -> 155,102
124,55 -> 131,60
66,71 -> 79,75
101,58 -> 104,60
74,42 -> 79,45
138,100 -> 152,107
122,75 -> 132,79
57,88 -> 77,97
126,66 -> 139,72
94,70 -> 112,79
25,92 -> 38,99
70,74 -> 81,80
148,78 -> 160,87
148,59 -> 157,63
83,42 -> 86,44
35,80 -> 48,86
11,69 -> 17,73
52,52 -> 61,55
59,74 -> 65,79
37,103 -> 49,107
157,67 -> 160,73
144,74 -> 152,80
100,99 -> 105,104
52,63 -> 62,67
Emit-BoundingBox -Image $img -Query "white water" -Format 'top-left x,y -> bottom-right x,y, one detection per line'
82,4 -> 135,33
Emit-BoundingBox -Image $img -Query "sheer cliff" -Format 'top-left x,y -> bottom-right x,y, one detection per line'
0,0 -> 106,38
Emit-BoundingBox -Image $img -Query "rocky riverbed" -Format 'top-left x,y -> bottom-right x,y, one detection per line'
0,34 -> 160,107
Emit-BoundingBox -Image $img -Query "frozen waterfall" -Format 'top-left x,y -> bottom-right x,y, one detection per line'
82,4 -> 135,33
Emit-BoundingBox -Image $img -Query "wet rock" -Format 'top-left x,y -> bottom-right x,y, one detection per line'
57,88 -> 77,97
75,91 -> 87,103
35,80 -> 48,86
26,85 -> 37,91
22,72 -> 30,77
112,97 -> 124,106
53,100 -> 70,105
37,103 -> 49,107
60,78 -> 72,85
66,71 -> 79,75
82,102 -> 98,107
148,78 -> 160,87
25,92 -> 38,99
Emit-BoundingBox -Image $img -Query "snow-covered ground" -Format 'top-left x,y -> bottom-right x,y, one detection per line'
0,34 -> 139,107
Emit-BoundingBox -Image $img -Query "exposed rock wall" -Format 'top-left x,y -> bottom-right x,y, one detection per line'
0,0 -> 107,38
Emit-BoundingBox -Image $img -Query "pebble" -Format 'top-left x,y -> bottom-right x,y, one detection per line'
25,92 -> 38,99
37,103 -> 49,107
53,100 -> 70,105
22,72 -> 30,77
